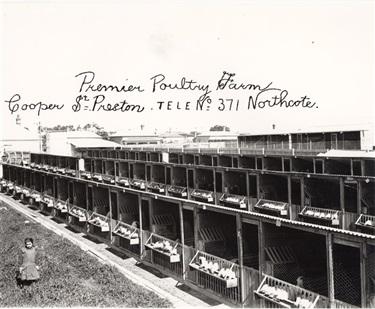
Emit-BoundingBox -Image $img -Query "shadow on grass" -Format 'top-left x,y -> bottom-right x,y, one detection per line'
135,262 -> 168,279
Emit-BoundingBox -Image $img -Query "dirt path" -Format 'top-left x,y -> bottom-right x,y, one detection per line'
0,193 -> 229,308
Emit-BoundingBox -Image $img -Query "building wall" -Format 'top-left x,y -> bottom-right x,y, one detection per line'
194,136 -> 209,143
46,133 -> 71,156
362,128 -> 375,151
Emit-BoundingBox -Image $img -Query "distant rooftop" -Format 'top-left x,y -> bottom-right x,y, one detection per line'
109,130 -> 157,137
196,131 -> 239,137
70,139 -> 122,149
239,123 -> 373,136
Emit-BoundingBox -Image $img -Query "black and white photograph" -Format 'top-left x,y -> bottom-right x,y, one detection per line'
1,0 -> 374,307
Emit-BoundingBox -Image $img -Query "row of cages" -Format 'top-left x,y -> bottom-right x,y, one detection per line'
0,172 -> 375,308
1,177 -> 375,308
29,151 -> 375,177
3,163 -> 375,235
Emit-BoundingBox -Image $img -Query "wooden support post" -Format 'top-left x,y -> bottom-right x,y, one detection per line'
213,169 -> 217,205
326,233 -> 335,308
236,213 -> 245,306
85,185 -> 89,211
179,202 -> 185,245
287,175 -> 292,220
246,172 -> 250,211
148,197 -> 154,233
256,174 -> 260,200
313,158 -> 316,173
67,179 -> 71,204
258,221 -> 265,282
75,158 -> 79,178
108,188 -> 112,242
179,202 -> 186,280
52,176 -> 56,199
360,242 -> 367,308
194,206 -> 199,250
357,180 -> 362,215
138,193 -> 144,258
361,160 -> 365,177
340,178 -> 345,229
300,176 -> 305,208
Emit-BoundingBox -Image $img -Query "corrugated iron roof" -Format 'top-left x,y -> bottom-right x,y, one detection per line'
69,139 -> 122,148
196,202 -> 375,241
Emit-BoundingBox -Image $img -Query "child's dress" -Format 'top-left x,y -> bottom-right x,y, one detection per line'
19,247 -> 40,281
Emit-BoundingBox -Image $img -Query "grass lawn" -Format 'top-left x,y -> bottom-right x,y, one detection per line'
0,201 -> 172,307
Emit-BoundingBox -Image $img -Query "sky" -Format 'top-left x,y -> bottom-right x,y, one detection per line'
1,0 -> 374,135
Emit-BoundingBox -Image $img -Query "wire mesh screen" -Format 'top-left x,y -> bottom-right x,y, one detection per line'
44,175 -> 54,194
183,209 -> 195,247
198,211 -> 237,261
57,179 -> 68,200
118,192 -> 139,224
264,223 -> 328,297
72,182 -> 86,208
242,222 -> 259,269
23,171 -> 31,187
333,243 -> 361,307
93,187 -> 109,216
34,174 -> 42,191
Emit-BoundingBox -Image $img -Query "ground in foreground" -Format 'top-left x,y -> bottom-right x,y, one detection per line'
0,202 -> 172,308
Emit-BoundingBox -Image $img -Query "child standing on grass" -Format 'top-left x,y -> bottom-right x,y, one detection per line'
17,237 -> 40,288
